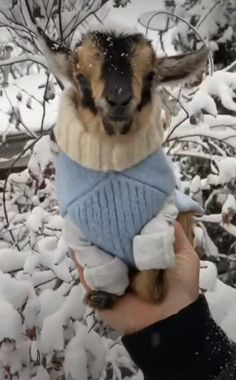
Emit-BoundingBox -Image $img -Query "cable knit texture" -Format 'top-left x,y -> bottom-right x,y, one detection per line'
55,89 -> 203,268
55,88 -> 164,172
56,150 -> 176,266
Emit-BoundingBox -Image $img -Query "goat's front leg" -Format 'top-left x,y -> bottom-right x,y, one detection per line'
131,212 -> 194,304
85,291 -> 119,310
64,217 -> 129,310
70,248 -> 129,310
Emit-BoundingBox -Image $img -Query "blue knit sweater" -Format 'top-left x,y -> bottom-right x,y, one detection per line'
56,149 -> 177,266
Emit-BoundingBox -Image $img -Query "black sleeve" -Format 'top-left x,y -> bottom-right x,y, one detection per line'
122,295 -> 234,380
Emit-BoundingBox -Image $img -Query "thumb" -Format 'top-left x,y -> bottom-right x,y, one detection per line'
174,222 -> 195,254
70,249 -> 91,292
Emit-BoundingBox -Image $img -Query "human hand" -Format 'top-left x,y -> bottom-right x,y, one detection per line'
72,223 -> 200,335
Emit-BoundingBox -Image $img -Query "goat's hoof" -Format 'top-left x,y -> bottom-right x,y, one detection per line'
85,291 -> 118,310
131,269 -> 167,304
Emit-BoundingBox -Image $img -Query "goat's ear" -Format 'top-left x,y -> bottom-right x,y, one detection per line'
156,47 -> 209,85
46,50 -> 77,88
38,30 -> 77,88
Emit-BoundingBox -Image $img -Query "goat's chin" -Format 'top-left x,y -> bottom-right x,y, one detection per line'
102,116 -> 133,136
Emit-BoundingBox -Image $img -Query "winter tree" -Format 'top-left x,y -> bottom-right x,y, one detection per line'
1,0 -> 236,378
152,0 -> 236,284
163,0 -> 236,68
0,0 -> 130,69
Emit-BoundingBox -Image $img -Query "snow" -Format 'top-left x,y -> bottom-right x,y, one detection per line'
36,289 -> 64,327
202,71 -> 236,112
64,334 -> 88,380
0,272 -> 35,309
26,207 -> 49,233
0,73 -> 60,137
190,175 -> 201,194
39,284 -> 86,354
39,312 -> 64,353
218,158 -> 236,184
200,261 -> 218,291
0,0 -> 169,143
218,26 -> 234,44
194,224 -> 219,257
1,142 -> 236,373
31,366 -> 50,380
59,284 -> 86,320
222,194 -> 236,214
0,300 -> 22,341
106,0 -> 165,30
187,90 -> 218,118
0,249 -> 29,272
28,135 -> 55,177
1,0 -> 236,378
221,306 -> 236,342
201,261 -> 236,336
64,322 -> 106,380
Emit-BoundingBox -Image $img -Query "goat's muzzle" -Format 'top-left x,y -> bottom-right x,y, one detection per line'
102,113 -> 133,136
100,97 -> 134,135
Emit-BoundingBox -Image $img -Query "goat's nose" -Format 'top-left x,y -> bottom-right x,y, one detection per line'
106,88 -> 132,107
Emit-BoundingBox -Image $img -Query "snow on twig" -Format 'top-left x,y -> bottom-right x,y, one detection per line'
40,72 -> 50,135
144,10 -> 214,75
196,1 -> 221,30
0,54 -> 47,67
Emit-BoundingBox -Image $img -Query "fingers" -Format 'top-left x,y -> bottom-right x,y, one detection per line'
79,265 -> 92,293
174,222 -> 196,255
70,252 -> 91,292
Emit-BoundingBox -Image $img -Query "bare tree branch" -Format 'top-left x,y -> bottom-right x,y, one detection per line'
58,0 -> 63,44
40,72 -> 50,135
197,1 -> 221,30
144,10 -> 214,76
4,90 -> 38,139
2,134 -> 46,231
165,133 -> 236,153
164,115 -> 189,143
0,54 -> 47,67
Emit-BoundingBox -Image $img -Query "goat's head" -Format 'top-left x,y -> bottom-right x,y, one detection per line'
51,30 -> 209,136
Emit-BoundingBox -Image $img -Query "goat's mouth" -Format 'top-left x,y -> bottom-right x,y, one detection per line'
102,115 -> 133,136
97,98 -> 134,135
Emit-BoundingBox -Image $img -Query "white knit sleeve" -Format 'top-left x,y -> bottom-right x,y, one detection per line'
133,196 -> 177,271
63,217 -> 129,295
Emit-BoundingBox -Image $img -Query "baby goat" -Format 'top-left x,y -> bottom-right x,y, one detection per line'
52,30 -> 208,309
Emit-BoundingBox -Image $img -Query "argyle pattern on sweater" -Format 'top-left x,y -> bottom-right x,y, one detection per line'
56,150 -> 176,266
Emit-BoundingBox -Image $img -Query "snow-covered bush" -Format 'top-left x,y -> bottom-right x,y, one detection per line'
0,135 -> 139,379
0,0 -> 132,141
165,0 -> 236,68
2,66 -> 236,378
0,0 -> 133,70
164,69 -> 236,284
1,1 -> 236,377
1,105 -> 236,377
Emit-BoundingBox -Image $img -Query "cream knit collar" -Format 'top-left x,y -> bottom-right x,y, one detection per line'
55,88 -> 164,171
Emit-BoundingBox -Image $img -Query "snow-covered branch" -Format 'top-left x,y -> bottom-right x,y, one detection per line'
0,0 -> 120,77
0,135 -> 139,379
0,54 -> 47,67
1,1 -> 236,378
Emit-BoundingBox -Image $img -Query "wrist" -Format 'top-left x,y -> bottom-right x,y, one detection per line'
122,296 -> 233,380
124,292 -> 198,335
158,292 -> 199,322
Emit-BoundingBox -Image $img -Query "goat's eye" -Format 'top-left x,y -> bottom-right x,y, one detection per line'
77,74 -> 89,89
94,51 -> 103,59
146,71 -> 155,82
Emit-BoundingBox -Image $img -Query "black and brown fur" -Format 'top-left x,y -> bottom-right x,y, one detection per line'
51,30 -> 208,309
